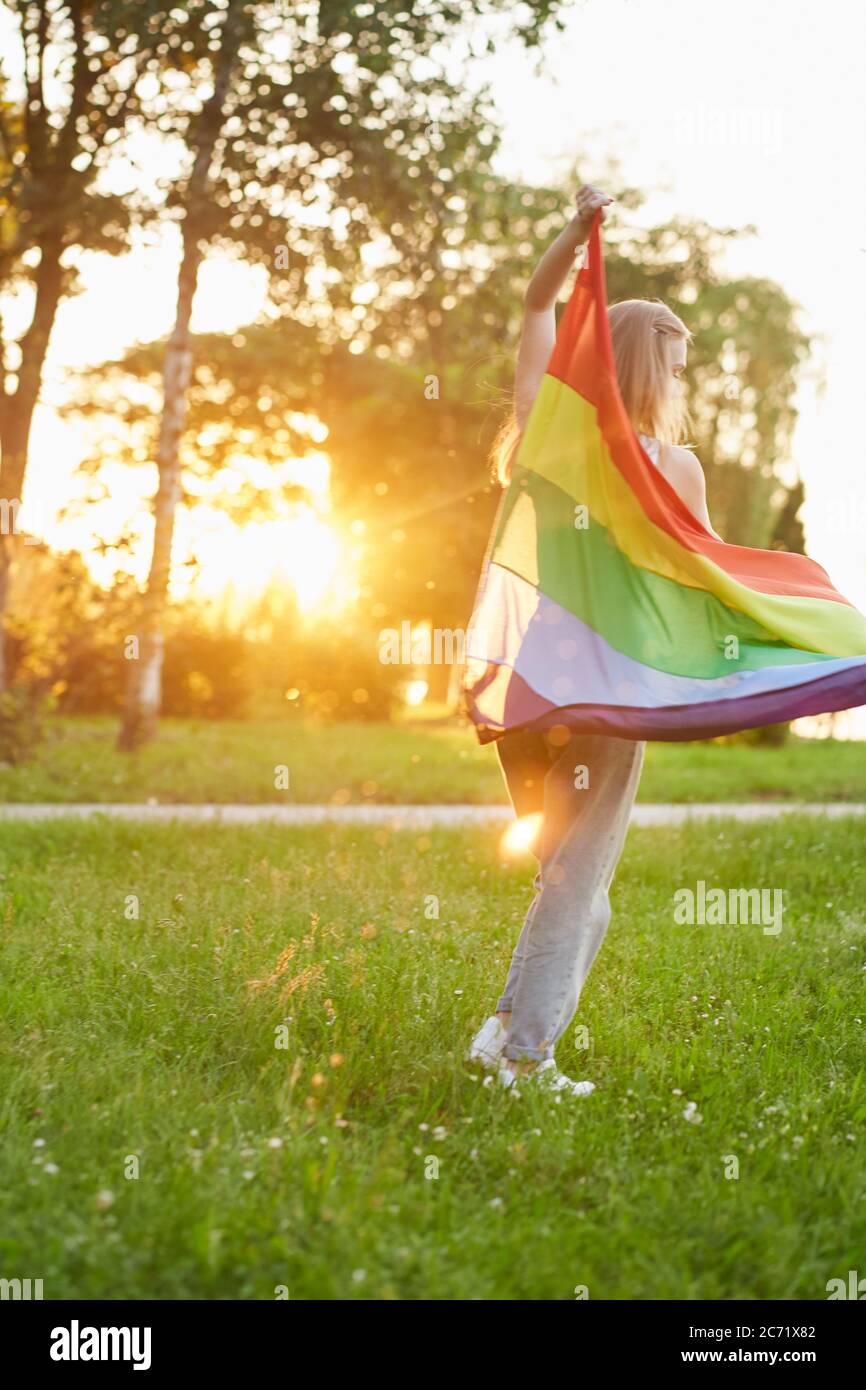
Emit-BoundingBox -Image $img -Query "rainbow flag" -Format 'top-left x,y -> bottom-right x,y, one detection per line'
463,211 -> 866,743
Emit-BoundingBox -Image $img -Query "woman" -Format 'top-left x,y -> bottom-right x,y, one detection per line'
468,184 -> 721,1097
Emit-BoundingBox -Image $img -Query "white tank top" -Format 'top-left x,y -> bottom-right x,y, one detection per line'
638,432 -> 661,467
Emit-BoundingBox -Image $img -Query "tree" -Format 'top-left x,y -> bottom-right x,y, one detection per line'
71,172 -> 815,718
101,0 -> 569,747
118,0 -> 250,749
68,168 -> 579,659
0,0 -> 205,691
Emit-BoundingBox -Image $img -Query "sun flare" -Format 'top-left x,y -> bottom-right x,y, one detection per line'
184,507 -> 359,618
499,812 -> 543,859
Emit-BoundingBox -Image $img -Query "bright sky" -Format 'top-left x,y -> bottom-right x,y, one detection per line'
9,0 -> 866,723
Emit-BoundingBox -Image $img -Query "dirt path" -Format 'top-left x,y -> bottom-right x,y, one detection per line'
1,802 -> 864,826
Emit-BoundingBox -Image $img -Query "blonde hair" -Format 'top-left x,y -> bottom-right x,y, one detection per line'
490,297 -> 693,486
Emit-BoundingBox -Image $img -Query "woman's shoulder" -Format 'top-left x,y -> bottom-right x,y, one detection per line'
657,444 -> 708,511
661,443 -> 702,473
668,439 -> 698,457
639,435 -> 704,495
647,438 -> 704,497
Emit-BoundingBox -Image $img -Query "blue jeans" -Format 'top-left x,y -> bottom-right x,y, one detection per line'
495,728 -> 645,1063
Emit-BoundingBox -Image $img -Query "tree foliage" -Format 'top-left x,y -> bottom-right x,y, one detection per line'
69,170 -> 814,637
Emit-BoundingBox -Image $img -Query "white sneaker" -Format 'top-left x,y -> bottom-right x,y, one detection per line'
467,1015 -> 508,1070
495,1058 -> 595,1098
532,1059 -> 595,1097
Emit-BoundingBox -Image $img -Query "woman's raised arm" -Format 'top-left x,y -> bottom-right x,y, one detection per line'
515,185 -> 613,430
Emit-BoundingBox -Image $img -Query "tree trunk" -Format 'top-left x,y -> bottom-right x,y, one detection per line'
0,236 -> 65,691
117,8 -> 239,750
0,540 -> 12,691
116,313 -> 194,750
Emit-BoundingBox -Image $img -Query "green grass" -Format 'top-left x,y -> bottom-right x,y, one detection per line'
1,714 -> 866,804
1,815 -> 865,1299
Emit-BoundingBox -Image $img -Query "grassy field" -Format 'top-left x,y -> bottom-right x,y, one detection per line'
1,813 -> 865,1299
1,714 -> 866,804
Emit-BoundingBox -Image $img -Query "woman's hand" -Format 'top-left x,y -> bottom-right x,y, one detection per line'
574,184 -> 614,244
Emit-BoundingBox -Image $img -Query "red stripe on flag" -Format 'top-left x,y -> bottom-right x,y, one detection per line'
546,211 -> 851,607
